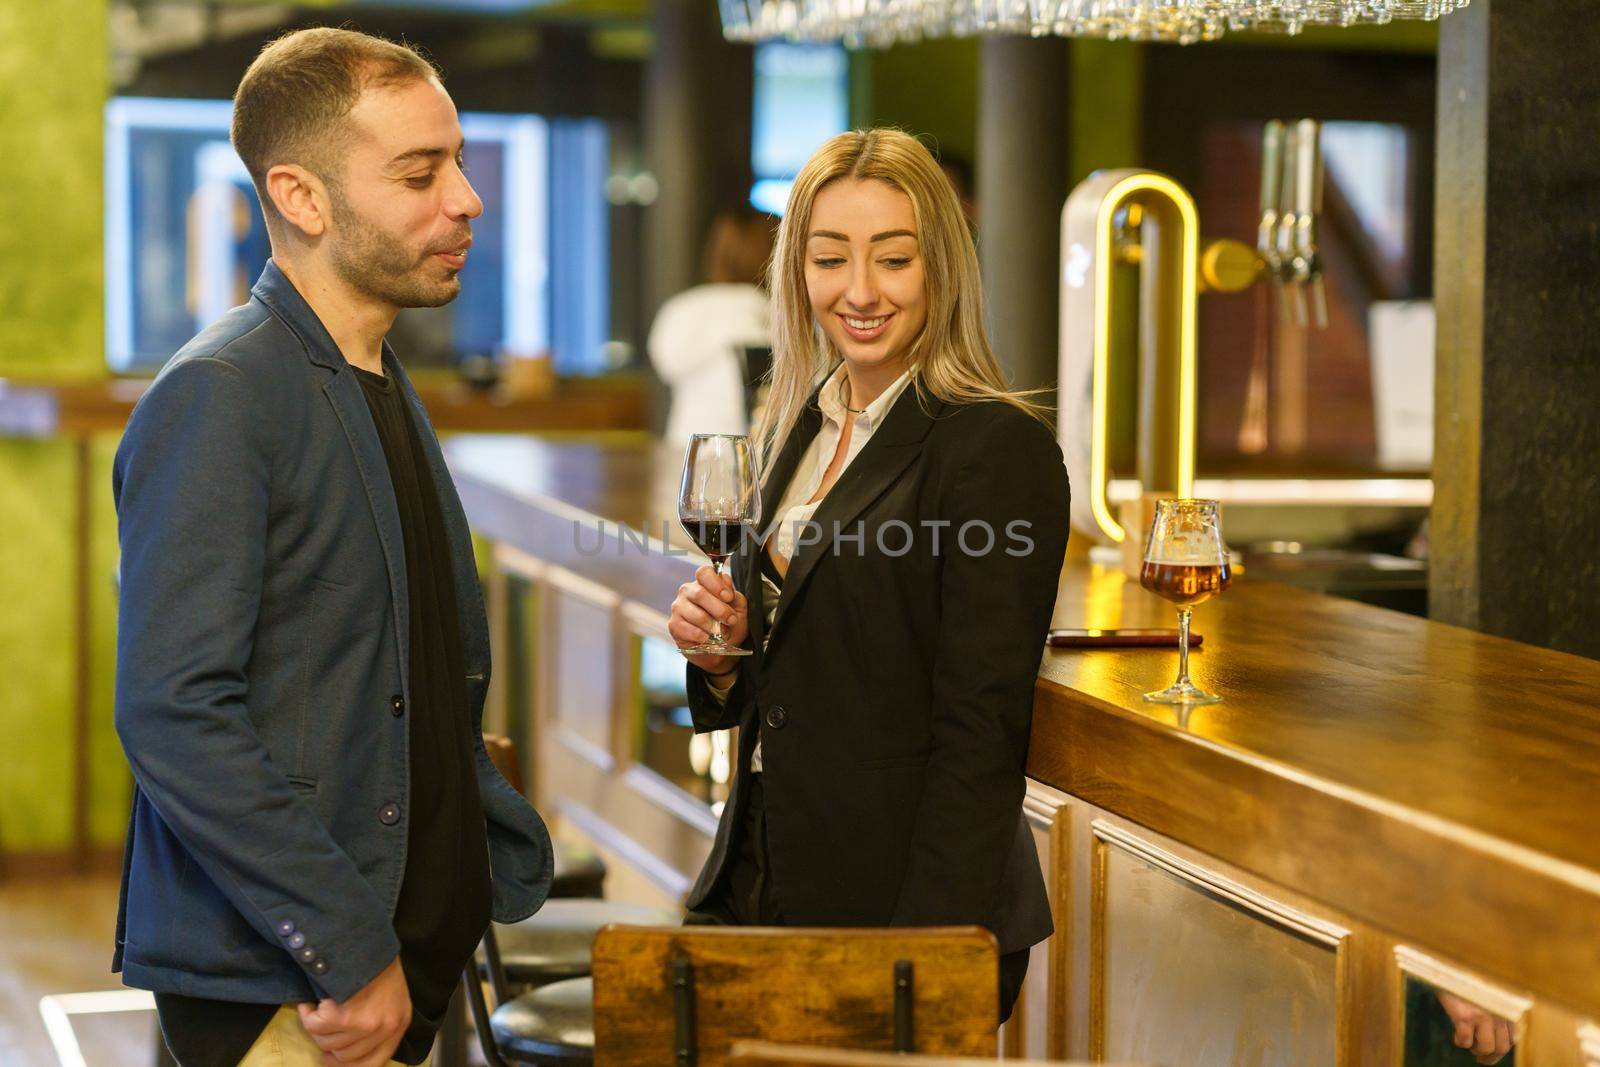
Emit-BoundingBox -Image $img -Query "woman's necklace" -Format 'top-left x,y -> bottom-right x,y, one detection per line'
843,380 -> 867,414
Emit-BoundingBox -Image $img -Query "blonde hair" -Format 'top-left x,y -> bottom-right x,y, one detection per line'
754,128 -> 1051,476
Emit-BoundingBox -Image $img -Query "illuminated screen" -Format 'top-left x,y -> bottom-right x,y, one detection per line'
105,97 -> 609,373
750,43 -> 849,216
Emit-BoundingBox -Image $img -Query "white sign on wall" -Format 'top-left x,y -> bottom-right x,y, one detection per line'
1369,300 -> 1435,470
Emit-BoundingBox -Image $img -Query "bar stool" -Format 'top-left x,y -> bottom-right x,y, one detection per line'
492,899 -> 677,988
464,923 -> 596,1067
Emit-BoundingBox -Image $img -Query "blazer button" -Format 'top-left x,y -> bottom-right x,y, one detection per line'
379,802 -> 401,826
276,919 -> 296,937
310,958 -> 330,976
765,705 -> 788,730
296,946 -> 316,963
288,932 -> 306,950
391,694 -> 405,717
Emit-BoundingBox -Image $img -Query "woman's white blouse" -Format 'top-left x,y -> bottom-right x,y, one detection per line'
709,362 -> 915,771
768,362 -> 915,567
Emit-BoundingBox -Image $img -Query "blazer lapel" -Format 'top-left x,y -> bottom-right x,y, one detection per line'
251,261 -> 414,695
322,370 -> 411,693
741,393 -> 824,655
763,381 -> 942,655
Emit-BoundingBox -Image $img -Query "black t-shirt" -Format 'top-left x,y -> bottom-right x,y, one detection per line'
156,360 -> 492,1066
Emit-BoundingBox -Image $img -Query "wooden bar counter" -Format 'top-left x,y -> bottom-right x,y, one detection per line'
446,434 -> 1600,1066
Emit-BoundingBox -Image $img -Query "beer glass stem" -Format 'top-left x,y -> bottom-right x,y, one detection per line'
1175,607 -> 1194,689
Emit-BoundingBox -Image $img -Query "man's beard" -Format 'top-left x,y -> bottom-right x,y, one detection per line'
326,185 -> 465,309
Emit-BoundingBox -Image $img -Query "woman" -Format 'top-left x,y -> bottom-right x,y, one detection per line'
667,129 -> 1070,1025
649,206 -> 775,447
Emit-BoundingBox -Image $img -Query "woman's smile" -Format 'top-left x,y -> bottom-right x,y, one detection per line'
838,311 -> 895,342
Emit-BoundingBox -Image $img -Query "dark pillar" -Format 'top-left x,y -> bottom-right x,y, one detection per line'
976,36 -> 1072,397
642,0 -> 754,431
1433,0 -> 1600,659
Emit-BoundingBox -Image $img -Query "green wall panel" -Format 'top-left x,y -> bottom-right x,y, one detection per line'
1069,39 -> 1145,182
862,37 -> 980,163
0,442 -> 77,852
0,0 -> 113,858
0,0 -> 107,382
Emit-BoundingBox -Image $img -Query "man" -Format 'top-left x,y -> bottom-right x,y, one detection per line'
112,27 -> 552,1067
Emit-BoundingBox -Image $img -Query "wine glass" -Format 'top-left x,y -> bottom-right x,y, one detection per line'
1140,498 -> 1231,704
677,433 -> 761,658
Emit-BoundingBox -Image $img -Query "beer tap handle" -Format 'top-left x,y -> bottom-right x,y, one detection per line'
1280,125 -> 1305,327
1275,125 -> 1298,270
1294,119 -> 1321,258
1258,120 -> 1285,269
1295,119 -> 1327,329
1277,124 -> 1306,327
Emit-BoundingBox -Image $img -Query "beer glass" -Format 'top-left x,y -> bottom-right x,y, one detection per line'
1140,498 -> 1231,704
677,434 -> 761,657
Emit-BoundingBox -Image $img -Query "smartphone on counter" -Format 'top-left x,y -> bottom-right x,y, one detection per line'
1047,628 -> 1200,648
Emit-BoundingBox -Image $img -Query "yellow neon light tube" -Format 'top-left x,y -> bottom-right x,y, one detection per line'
1088,173 -> 1199,544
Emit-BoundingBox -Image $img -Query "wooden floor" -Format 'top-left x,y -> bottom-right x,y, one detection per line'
0,874 -> 161,1067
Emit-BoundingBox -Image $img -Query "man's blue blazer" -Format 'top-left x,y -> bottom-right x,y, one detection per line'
111,260 -> 552,1004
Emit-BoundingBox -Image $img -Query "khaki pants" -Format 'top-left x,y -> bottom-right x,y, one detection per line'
237,1006 -> 430,1067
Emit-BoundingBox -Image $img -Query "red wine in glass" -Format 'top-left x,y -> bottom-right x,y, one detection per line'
681,517 -> 753,565
677,434 -> 759,658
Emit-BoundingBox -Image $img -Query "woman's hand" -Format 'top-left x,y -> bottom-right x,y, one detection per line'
669,564 -> 750,677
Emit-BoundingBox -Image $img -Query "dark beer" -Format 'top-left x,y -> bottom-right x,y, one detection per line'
682,518 -> 751,563
1140,560 -> 1231,608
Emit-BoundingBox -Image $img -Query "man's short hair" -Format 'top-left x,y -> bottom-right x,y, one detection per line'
231,27 -> 439,225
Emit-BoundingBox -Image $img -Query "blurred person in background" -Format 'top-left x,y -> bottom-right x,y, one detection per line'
112,27 -> 551,1067
650,206 -> 776,447
666,129 -> 1069,1026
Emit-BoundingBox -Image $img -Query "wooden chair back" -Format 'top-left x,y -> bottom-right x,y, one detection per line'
729,1043 -> 1144,1065
483,732 -> 525,794
592,925 -> 999,1067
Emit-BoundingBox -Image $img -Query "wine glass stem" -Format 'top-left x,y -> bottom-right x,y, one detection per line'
1175,607 -> 1193,689
707,558 -> 728,648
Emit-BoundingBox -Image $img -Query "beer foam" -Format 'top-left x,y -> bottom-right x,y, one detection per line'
1145,531 -> 1224,565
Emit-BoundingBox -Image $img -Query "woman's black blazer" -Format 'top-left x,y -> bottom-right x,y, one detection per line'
684,377 -> 1071,955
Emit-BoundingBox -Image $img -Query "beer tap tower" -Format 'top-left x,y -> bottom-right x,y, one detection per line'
1058,119 -> 1329,571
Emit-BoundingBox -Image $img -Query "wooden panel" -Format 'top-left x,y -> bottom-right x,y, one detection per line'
452,437 -> 698,618
545,567 -> 620,771
1046,795 -> 1074,1061
593,926 -> 1000,1065
623,601 -> 732,817
0,375 -> 649,436
1002,784 -> 1068,1060
1090,821 -> 1345,1067
729,1041 -> 1134,1065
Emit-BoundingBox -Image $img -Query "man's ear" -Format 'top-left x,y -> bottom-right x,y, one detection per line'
264,163 -> 332,238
